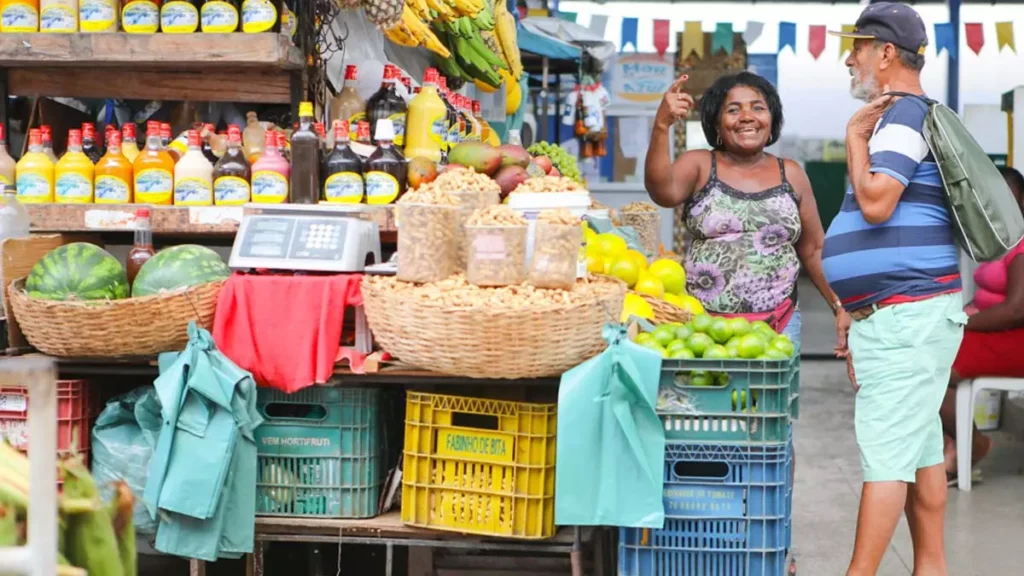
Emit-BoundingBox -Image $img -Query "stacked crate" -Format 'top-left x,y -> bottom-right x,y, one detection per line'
620,356 -> 799,576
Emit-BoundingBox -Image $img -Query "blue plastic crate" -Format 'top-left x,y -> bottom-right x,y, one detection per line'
619,442 -> 791,576
785,427 -> 794,551
255,387 -> 382,518
790,355 -> 801,421
658,356 -> 798,443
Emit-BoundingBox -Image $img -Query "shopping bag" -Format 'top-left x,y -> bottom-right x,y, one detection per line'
555,324 -> 666,528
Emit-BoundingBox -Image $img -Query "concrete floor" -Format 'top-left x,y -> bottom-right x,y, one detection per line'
792,278 -> 1024,576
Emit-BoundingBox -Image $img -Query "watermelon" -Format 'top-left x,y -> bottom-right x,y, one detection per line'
26,243 -> 129,301
131,244 -> 229,297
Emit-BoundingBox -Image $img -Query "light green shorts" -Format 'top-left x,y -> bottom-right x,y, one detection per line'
849,292 -> 967,483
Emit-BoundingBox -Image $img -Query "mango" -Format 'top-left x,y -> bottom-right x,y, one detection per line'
532,155 -> 553,173
407,157 -> 438,190
493,165 -> 529,199
526,161 -> 546,178
497,144 -> 531,169
448,142 -> 502,176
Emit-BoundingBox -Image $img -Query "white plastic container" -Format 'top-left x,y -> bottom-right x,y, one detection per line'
974,389 -> 1002,431
506,191 -> 590,279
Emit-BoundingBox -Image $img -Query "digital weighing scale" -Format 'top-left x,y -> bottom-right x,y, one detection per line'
229,203 -> 382,273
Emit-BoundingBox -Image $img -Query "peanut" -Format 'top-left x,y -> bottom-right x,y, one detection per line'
466,205 -> 528,227
511,176 -> 586,194
619,209 -> 661,257
621,201 -> 658,213
397,187 -> 459,206
536,209 -> 579,226
426,168 -> 502,198
364,273 -> 620,310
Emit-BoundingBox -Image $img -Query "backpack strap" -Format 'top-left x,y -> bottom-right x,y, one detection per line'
884,91 -> 936,107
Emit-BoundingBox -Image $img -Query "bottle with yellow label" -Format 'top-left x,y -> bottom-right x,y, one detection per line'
16,129 -> 54,204
403,67 -> 447,164
213,125 -> 250,205
174,130 -> 214,205
200,0 -> 237,32
2,0 -> 40,32
121,0 -> 158,33
133,127 -> 174,205
364,120 -> 406,205
39,0 -> 77,32
161,0 -> 199,33
55,129 -> 95,203
323,120 -> 363,203
240,0 -> 276,33
95,130 -> 133,203
79,0 -> 117,32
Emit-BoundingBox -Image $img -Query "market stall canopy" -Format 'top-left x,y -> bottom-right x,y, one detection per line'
518,17 -> 596,63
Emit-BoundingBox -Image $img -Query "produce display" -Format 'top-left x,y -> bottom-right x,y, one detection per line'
0,444 -> 136,576
130,244 -> 231,297
635,315 -> 796,361
26,243 -> 129,301
436,142 -> 566,199
527,142 -> 582,183
365,273 -> 619,309
511,175 -> 586,194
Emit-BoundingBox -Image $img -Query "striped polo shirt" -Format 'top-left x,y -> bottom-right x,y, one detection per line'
822,97 -> 961,310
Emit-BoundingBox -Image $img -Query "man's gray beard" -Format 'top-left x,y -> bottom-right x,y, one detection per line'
850,73 -> 878,102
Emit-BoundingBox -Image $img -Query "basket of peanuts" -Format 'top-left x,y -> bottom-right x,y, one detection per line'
464,206 -> 529,287
528,209 -> 583,290
360,273 -> 626,379
395,186 -> 461,283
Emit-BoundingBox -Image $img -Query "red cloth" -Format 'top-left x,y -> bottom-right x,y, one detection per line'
212,273 -> 366,393
716,297 -> 796,333
953,328 -> 1024,380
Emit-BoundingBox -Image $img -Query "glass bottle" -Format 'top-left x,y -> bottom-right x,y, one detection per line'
15,129 -> 55,204
329,64 -> 366,145
213,124 -> 251,205
81,123 -> 104,164
201,0 -> 239,32
366,64 -> 407,148
289,101 -> 320,204
364,119 -> 406,205
121,124 -> 141,163
251,129 -> 290,203
133,127 -> 175,205
126,207 -> 155,288
95,130 -> 134,204
243,111 -> 265,163
322,120 -> 363,204
40,125 -> 59,164
0,185 -> 30,308
55,129 -> 95,204
240,0 -> 279,33
174,129 -> 214,205
201,123 -> 220,164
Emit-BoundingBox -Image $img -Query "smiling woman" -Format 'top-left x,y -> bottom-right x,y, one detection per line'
644,71 -> 846,345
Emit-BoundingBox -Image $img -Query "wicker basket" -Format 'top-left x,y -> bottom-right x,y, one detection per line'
362,276 -> 626,379
7,278 -> 225,357
632,291 -> 693,324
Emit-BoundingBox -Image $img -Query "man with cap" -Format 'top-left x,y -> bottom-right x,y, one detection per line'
824,3 -> 964,575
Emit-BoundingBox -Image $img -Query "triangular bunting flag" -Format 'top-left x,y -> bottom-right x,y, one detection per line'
621,17 -> 639,52
653,20 -> 671,56
839,24 -> 856,58
682,21 -> 704,59
712,23 -> 734,55
743,21 -> 764,45
965,22 -> 984,55
935,22 -> 957,58
808,25 -> 826,59
778,22 -> 796,53
996,22 -> 1016,53
588,14 -> 608,37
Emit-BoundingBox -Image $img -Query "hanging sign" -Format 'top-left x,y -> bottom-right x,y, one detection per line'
607,53 -> 676,109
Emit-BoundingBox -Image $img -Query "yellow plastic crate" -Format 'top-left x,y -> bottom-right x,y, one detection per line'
401,391 -> 557,539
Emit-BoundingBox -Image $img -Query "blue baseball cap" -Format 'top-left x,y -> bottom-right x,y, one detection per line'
829,2 -> 928,56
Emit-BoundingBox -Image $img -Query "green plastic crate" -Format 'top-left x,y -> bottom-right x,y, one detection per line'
255,387 -> 381,518
657,356 -> 798,443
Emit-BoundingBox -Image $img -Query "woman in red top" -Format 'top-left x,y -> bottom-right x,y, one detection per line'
940,166 -> 1024,475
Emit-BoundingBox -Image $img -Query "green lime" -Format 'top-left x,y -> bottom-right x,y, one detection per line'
764,348 -> 790,360
689,370 -> 713,387
652,325 -> 677,347
674,323 -> 695,342
634,332 -> 654,345
691,314 -> 714,334
669,348 -> 695,359
703,344 -> 730,359
751,320 -> 777,339
727,317 -> 751,338
770,335 -> 796,357
686,333 -> 715,357
725,337 -> 741,358
708,318 -> 734,344
715,372 -> 731,386
666,339 -> 689,354
737,334 -> 767,359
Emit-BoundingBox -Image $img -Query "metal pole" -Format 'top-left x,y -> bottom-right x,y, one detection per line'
947,0 -> 961,112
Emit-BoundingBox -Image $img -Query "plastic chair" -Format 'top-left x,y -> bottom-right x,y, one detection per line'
955,378 -> 1024,491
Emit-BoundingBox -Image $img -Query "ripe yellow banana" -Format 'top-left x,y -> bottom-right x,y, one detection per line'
402,8 -> 452,58
494,9 -> 522,79
425,0 -> 455,20
385,22 -> 420,48
450,0 -> 483,18
404,0 -> 431,21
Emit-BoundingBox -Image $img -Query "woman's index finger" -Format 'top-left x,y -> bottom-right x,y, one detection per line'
670,74 -> 689,93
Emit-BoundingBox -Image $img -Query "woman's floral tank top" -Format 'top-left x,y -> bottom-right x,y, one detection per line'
683,153 -> 802,314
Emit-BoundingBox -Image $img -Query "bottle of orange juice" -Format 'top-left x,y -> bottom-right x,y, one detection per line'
402,67 -> 447,164
133,127 -> 174,205
55,129 -> 95,203
16,129 -> 54,203
95,130 -> 133,203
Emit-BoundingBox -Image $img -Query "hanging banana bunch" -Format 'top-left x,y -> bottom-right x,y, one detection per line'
383,4 -> 452,58
492,0 -> 523,80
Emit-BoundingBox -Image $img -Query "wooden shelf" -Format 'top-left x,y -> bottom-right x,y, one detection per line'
26,203 -> 397,237
0,33 -> 302,104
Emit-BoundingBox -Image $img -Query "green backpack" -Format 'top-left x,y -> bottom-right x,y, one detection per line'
890,92 -> 1024,262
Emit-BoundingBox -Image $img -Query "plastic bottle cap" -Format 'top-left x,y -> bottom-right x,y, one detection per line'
299,101 -> 314,117
28,129 -> 41,146
228,125 -> 243,142
187,130 -> 201,148
334,120 -> 349,140
0,124 -> 5,140
123,124 -> 136,138
108,131 -> 121,148
68,130 -> 82,147
40,125 -> 52,137
423,67 -> 439,85
374,119 -> 396,142
345,65 -> 358,81
136,208 -> 151,219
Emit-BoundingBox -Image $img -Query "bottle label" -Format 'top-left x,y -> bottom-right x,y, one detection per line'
365,171 -> 400,205
174,176 -> 213,205
201,0 -> 238,33
214,176 -> 251,205
388,112 -> 407,147
135,168 -> 173,202
1,2 -> 38,32
16,173 -> 52,202
80,0 -> 118,32
122,1 -> 160,33
40,5 -> 77,32
429,114 -> 447,147
0,175 -> 10,186
241,0 -> 276,33
55,172 -> 92,203
447,123 -> 460,148
324,172 -> 364,204
95,175 -> 131,203
161,1 -> 199,33
252,170 -> 288,203
348,112 -> 366,140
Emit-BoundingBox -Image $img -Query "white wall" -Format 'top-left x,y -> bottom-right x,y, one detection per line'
561,2 -> 1024,140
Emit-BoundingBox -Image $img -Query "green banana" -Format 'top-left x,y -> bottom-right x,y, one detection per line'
472,8 -> 494,30
453,35 -> 502,87
466,31 -> 507,69
436,54 -> 472,81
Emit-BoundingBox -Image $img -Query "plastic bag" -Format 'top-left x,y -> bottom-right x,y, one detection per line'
619,211 -> 661,258
528,221 -> 580,290
466,225 -> 527,287
91,386 -> 164,536
396,203 -> 459,283
555,325 -> 666,527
